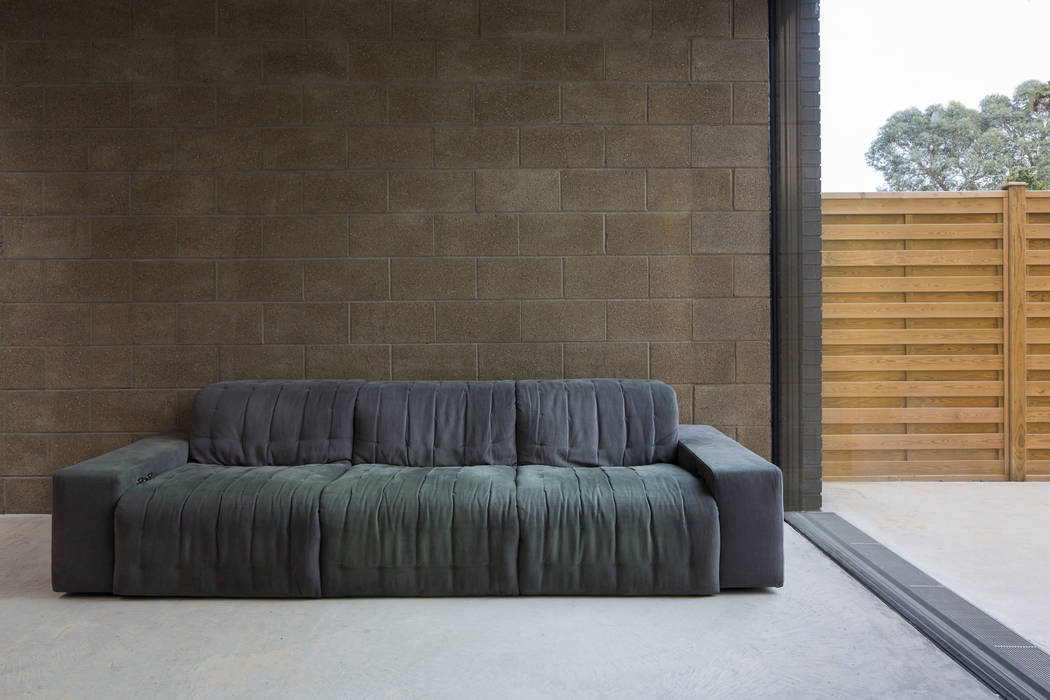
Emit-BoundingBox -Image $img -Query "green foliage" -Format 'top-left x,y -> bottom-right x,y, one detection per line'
1007,165 -> 1050,191
866,80 -> 1050,191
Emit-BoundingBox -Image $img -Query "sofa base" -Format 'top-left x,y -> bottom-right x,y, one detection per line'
110,463 -> 720,598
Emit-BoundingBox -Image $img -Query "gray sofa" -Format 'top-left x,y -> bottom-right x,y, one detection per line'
52,379 -> 783,597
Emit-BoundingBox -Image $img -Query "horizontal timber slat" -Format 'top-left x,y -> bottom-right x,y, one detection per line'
1028,197 -> 1050,213
823,475 -> 1009,482
823,329 -> 1003,344
823,381 -> 1003,397
822,461 -> 1005,477
822,223 -> 1002,240
1025,356 -> 1050,370
1025,329 -> 1050,343
1025,303 -> 1050,317
822,408 -> 1003,423
822,250 -> 1002,266
822,191 -> 1005,199
821,196 -> 1004,215
822,277 -> 1002,293
822,302 -> 1002,318
1027,381 -> 1050,396
1024,407 -> 1050,421
821,355 -> 1003,371
822,434 -> 1004,450
1025,277 -> 1050,291
1026,460 -> 1050,474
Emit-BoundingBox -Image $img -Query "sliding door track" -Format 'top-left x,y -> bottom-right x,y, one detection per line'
787,512 -> 1050,700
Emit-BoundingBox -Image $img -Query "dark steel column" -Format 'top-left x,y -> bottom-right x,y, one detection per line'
769,0 -> 822,510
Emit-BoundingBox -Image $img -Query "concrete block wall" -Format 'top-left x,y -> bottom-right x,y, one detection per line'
0,0 -> 771,512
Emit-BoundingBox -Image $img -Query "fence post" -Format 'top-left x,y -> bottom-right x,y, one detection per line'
1003,182 -> 1028,481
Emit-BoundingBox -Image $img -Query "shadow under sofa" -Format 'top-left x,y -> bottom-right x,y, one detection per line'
52,379 -> 784,597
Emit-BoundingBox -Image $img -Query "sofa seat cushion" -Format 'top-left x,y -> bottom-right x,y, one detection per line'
319,464 -> 519,596
113,463 -> 350,597
516,464 -> 719,595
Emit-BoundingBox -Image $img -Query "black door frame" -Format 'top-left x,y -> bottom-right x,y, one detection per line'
769,0 -> 822,511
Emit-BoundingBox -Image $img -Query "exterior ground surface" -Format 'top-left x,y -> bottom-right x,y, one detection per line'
825,480 -> 1050,653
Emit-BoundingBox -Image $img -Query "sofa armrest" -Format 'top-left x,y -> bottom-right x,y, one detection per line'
52,431 -> 188,593
677,425 -> 784,589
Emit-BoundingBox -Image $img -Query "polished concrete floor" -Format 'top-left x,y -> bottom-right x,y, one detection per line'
0,516 -> 990,699
825,480 -> 1050,653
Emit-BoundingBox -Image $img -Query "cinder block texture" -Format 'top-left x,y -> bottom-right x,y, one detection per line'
0,0 -> 770,512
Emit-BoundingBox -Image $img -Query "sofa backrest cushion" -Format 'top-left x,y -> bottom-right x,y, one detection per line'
515,379 -> 679,467
351,381 -> 517,467
190,380 -> 364,466
191,379 -> 678,468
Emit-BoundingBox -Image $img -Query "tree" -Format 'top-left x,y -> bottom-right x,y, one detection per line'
865,80 -> 1050,191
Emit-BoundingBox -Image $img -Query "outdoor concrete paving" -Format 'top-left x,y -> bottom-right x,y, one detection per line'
0,516 -> 991,699
825,481 -> 1050,653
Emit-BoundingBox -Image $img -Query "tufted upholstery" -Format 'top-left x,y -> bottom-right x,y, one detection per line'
113,463 -> 351,597
55,378 -> 786,596
190,379 -> 677,467
351,381 -> 517,467
516,464 -> 719,595
515,379 -> 679,467
319,464 -> 519,596
189,380 -> 364,466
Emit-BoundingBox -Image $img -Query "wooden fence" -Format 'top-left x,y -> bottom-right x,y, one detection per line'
821,183 -> 1050,481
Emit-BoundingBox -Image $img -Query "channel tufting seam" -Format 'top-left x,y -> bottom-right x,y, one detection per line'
412,466 -> 430,577
647,383 -> 656,464
601,467 -> 620,591
402,387 -> 411,466
201,385 -> 222,464
293,387 -> 311,465
563,385 -> 571,467
487,386 -> 496,464
483,476 -> 494,590
369,385 -> 381,465
632,466 -> 658,589
175,468 -> 224,581
536,468 -> 549,592
128,483 -> 158,585
321,385 -> 339,463
449,466 -> 460,593
262,385 -> 283,466
572,466 -> 585,584
247,468 -> 286,595
619,381 -> 629,466
212,468 -> 252,584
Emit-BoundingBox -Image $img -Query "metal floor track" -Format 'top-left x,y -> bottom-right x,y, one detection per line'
787,512 -> 1050,700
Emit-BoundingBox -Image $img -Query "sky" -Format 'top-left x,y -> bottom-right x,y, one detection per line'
820,0 -> 1050,192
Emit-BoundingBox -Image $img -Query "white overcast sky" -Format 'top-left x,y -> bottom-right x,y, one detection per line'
820,0 -> 1050,192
